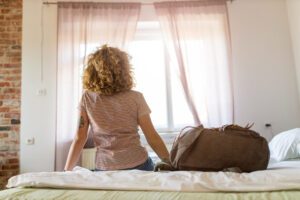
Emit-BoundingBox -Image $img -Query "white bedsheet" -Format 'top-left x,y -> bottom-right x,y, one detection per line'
268,159 -> 300,170
6,166 -> 300,192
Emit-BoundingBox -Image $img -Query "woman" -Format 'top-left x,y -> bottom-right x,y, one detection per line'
64,45 -> 170,171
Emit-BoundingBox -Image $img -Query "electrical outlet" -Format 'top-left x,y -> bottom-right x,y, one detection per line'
25,137 -> 35,145
265,123 -> 272,128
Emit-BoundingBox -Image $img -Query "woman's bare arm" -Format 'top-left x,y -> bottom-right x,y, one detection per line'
138,114 -> 170,162
64,109 -> 89,171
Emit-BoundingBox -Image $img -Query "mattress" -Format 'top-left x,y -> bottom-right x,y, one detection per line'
1,188 -> 300,200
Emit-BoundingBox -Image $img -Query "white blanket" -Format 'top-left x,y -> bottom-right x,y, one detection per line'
6,167 -> 300,192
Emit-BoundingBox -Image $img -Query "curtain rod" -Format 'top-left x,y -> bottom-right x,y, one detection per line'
43,0 -> 234,5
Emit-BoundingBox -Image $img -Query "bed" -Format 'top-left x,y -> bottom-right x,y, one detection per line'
1,161 -> 300,200
1,128 -> 300,200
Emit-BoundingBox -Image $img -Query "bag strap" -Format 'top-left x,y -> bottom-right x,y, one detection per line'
171,125 -> 203,149
171,126 -> 204,168
178,125 -> 203,139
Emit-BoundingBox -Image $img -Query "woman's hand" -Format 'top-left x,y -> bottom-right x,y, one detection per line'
154,160 -> 174,172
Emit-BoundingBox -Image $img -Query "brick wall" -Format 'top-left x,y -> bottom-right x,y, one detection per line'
0,0 -> 22,189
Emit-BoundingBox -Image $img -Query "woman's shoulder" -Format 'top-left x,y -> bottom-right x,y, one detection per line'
127,90 -> 143,95
123,90 -> 144,98
81,90 -> 100,101
82,90 -> 94,97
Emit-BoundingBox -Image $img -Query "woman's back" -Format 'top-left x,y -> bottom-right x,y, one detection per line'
80,90 -> 150,170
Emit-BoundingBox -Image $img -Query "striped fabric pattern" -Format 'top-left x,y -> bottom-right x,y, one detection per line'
80,90 -> 151,170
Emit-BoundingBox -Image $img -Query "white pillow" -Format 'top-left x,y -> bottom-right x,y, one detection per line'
269,128 -> 300,161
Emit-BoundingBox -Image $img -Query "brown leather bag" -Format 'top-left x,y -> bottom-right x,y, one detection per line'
170,124 -> 270,172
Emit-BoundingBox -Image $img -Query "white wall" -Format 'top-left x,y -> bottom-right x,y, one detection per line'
21,0 -> 57,172
286,0 -> 300,101
21,0 -> 300,172
228,0 -> 300,140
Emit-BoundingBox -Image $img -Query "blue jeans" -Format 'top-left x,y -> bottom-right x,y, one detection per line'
127,157 -> 154,171
94,157 -> 154,171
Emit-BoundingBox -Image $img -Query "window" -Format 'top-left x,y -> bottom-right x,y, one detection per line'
129,21 -> 194,132
76,21 -> 193,133
77,20 -> 226,133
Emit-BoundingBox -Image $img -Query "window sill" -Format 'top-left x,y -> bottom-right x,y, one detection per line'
139,132 -> 178,147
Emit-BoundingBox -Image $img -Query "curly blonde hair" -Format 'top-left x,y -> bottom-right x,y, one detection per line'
83,45 -> 134,95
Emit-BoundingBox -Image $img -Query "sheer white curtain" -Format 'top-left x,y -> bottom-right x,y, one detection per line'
154,0 -> 234,127
56,2 -> 140,171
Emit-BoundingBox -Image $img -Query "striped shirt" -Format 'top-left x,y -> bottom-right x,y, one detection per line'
79,90 -> 151,170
